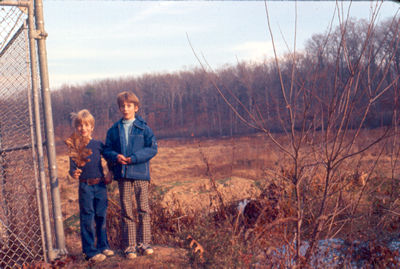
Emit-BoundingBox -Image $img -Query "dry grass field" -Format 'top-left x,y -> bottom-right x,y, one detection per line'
57,133 -> 281,217
54,130 -> 400,267
56,133 -> 280,267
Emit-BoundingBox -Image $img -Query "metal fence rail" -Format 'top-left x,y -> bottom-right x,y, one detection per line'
0,2 -> 65,268
0,5 -> 45,268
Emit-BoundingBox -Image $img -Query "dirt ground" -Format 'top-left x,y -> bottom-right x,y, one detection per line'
63,231 -> 188,269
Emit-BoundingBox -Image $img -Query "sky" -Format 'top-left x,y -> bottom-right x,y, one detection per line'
42,1 -> 400,88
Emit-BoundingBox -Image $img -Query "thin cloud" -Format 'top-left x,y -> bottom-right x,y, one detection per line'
231,41 -> 276,61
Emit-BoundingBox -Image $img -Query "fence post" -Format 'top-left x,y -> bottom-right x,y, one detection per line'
27,3 -> 55,261
33,0 -> 67,256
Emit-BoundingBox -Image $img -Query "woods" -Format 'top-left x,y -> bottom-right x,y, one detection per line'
51,16 -> 400,142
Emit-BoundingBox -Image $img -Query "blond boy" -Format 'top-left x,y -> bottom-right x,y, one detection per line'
68,109 -> 114,262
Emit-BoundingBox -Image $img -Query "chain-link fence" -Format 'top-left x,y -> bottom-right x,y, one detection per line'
0,2 -> 65,268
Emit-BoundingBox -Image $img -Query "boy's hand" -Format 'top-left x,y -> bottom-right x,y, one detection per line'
117,154 -> 130,164
104,171 -> 113,184
73,168 -> 82,179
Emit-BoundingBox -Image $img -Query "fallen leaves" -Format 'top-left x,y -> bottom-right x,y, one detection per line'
186,235 -> 205,262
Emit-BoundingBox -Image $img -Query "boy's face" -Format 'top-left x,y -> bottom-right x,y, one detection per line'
76,122 -> 94,138
119,101 -> 138,120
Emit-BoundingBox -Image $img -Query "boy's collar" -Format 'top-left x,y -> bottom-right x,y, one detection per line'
119,116 -> 145,130
122,118 -> 135,124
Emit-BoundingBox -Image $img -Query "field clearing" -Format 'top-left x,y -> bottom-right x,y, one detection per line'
55,130 -> 400,267
57,133 -> 282,215
56,133 -> 282,267
57,129 -> 400,216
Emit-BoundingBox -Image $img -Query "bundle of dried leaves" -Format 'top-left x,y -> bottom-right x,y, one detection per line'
64,132 -> 92,168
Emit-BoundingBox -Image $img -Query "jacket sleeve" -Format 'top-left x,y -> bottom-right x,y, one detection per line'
129,126 -> 158,164
102,128 -> 120,164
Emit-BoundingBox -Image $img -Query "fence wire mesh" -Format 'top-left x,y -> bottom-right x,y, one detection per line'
0,4 -> 47,268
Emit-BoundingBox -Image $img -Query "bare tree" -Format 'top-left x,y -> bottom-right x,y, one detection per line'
188,1 -> 400,266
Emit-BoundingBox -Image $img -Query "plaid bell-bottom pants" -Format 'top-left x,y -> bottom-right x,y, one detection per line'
118,179 -> 151,249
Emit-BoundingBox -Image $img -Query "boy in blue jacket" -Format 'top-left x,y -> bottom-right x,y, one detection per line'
103,91 -> 158,259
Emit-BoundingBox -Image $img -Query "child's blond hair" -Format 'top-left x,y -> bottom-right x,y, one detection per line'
117,91 -> 140,108
71,109 -> 95,128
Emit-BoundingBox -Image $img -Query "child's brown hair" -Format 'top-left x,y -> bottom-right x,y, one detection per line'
117,91 -> 140,108
71,109 -> 95,128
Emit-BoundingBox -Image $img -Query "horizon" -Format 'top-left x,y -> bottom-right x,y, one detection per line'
44,1 -> 400,88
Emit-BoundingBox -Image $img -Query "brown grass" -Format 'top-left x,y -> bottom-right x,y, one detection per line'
55,132 -> 400,268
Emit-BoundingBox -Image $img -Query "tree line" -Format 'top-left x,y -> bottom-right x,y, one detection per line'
51,17 -> 400,141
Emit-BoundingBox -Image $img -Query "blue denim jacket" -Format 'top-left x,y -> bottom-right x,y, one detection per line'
103,116 -> 157,180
